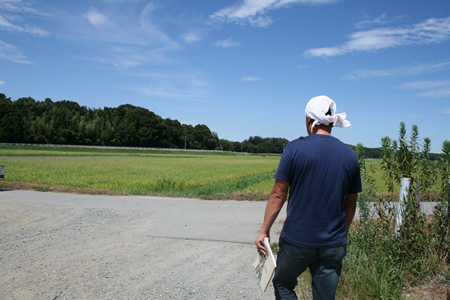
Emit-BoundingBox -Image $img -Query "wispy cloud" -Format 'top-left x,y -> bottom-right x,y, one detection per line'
90,45 -> 176,69
241,76 -> 262,81
129,71 -> 209,100
61,2 -> 182,68
0,40 -> 30,63
131,84 -> 208,100
214,37 -> 240,48
0,0 -> 48,63
0,0 -> 50,36
304,16 -> 450,57
0,0 -> 50,17
441,107 -> 450,114
398,80 -> 450,90
415,88 -> 450,98
399,80 -> 450,98
0,80 -> 5,86
354,13 -> 403,29
138,2 -> 180,49
210,0 -> 338,28
346,60 -> 450,80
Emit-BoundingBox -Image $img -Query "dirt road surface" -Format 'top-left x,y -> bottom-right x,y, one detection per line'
0,190 -> 286,299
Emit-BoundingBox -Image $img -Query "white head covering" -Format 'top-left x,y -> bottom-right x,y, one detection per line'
305,95 -> 351,130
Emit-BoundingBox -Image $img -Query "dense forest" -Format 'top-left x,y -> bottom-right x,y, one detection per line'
0,93 -> 290,153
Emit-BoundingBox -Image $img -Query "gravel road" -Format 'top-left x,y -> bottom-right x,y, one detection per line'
0,190 -> 286,300
0,190 -> 439,300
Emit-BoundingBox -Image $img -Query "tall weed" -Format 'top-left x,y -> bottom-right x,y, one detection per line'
338,127 -> 449,298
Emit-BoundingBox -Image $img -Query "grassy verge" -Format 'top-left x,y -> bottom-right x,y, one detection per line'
336,174 -> 449,299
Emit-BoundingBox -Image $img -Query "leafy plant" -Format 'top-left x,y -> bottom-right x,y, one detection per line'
420,137 -> 435,195
339,134 -> 449,298
381,136 -> 396,193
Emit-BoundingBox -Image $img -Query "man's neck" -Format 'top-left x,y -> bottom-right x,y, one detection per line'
311,125 -> 332,136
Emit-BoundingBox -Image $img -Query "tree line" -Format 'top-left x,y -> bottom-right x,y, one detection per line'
2,93 -> 445,157
0,93 -> 290,153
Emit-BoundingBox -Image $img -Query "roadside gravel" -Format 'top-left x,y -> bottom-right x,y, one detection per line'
0,190 -> 286,299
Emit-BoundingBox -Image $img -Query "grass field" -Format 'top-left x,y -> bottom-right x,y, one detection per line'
0,145 -> 439,199
0,145 -> 280,199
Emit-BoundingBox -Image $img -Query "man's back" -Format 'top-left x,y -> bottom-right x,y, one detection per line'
274,134 -> 361,248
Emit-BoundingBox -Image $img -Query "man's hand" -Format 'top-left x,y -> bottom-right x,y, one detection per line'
255,233 -> 269,257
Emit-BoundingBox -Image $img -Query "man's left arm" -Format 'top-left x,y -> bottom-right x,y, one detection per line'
255,179 -> 289,256
344,193 -> 357,238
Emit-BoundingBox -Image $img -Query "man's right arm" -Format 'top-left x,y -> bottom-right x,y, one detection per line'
255,179 -> 289,256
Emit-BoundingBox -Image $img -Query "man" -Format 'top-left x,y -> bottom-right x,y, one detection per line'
255,95 -> 362,300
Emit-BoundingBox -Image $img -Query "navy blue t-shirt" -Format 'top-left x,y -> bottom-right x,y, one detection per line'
274,134 -> 362,248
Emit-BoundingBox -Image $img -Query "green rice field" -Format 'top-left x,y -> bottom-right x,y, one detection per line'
0,145 -> 280,199
0,145 -> 414,199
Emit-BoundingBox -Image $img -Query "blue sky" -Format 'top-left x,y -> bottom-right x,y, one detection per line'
1,0 -> 449,153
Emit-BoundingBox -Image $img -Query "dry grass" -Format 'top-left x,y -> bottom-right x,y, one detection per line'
402,281 -> 449,299
0,181 -> 272,201
0,181 -> 128,196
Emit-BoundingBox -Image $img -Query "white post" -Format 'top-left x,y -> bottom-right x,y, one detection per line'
395,178 -> 411,234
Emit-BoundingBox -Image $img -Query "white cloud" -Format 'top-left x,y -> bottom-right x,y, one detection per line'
349,63 -> 450,98
305,47 -> 344,57
440,107 -> 450,114
183,32 -> 201,44
214,37 -> 240,48
0,40 -> 30,63
83,9 -> 109,27
210,0 -> 338,27
415,88 -> 450,98
241,76 -> 262,81
398,80 -> 450,90
346,60 -> 450,80
0,80 -> 5,86
304,16 -> 450,57
399,80 -> 450,98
